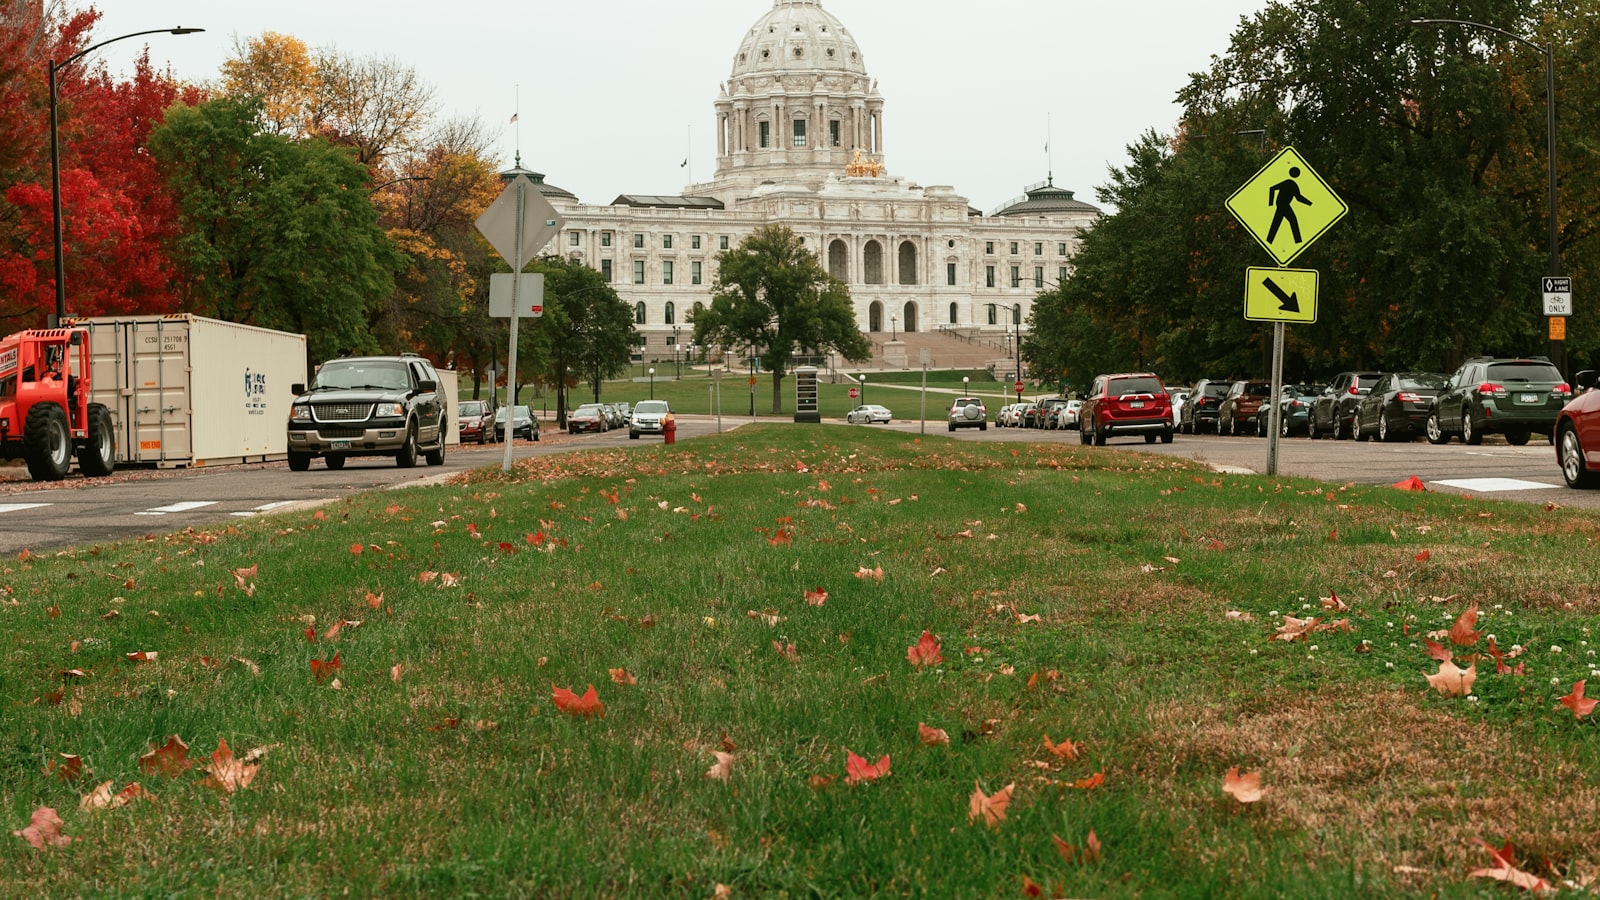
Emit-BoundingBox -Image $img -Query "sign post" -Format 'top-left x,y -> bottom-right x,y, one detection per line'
1227,146 -> 1345,476
476,169 -> 564,473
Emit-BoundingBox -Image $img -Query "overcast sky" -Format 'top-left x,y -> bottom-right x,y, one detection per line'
89,0 -> 1270,212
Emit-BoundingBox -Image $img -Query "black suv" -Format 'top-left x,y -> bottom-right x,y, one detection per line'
287,354 -> 448,471
1426,357 -> 1571,446
1179,379 -> 1229,434
1308,371 -> 1383,440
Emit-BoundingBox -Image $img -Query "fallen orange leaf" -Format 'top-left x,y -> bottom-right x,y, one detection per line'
1560,680 -> 1598,718
1425,660 -> 1476,696
202,738 -> 259,794
11,806 -> 72,849
705,751 -> 734,781
844,749 -> 890,785
1222,766 -> 1265,803
968,780 -> 1014,828
552,684 -> 605,719
917,722 -> 950,746
138,735 -> 191,778
906,630 -> 943,668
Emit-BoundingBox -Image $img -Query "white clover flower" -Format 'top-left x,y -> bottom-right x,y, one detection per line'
1270,610 -> 1279,617
1583,640 -> 1590,647
1309,645 -> 1319,652
1302,603 -> 1312,610
1387,622 -> 1395,628
1250,649 -> 1258,656
1552,677 -> 1563,686
1552,646 -> 1564,654
1468,695 -> 1479,703
1385,662 -> 1395,670
1512,644 -> 1524,653
1494,604 -> 1505,609
1486,634 -> 1496,642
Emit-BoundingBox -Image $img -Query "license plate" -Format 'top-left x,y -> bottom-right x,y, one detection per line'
1518,393 -> 1539,403
330,439 -> 351,450
1129,401 -> 1145,409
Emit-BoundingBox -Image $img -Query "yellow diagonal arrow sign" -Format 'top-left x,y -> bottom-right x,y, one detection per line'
1244,267 -> 1318,324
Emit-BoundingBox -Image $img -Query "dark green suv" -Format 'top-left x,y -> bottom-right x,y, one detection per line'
1426,357 -> 1572,446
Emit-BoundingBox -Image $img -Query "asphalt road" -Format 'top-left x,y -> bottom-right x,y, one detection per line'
0,414 -> 1587,555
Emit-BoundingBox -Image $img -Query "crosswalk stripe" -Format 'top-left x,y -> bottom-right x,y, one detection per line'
0,503 -> 50,514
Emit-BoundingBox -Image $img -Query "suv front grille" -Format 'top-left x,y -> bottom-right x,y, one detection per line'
317,427 -> 365,439
312,402 -> 374,422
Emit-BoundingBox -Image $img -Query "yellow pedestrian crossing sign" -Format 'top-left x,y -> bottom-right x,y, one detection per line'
1226,147 -> 1347,266
1245,267 -> 1318,324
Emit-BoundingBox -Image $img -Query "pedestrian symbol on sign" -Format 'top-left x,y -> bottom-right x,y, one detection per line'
1267,167 -> 1310,245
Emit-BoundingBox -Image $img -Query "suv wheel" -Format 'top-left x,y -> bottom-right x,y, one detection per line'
1355,417 -> 1370,442
1377,414 -> 1390,443
1425,412 -> 1449,444
1504,429 -> 1530,447
325,455 -> 346,471
1332,413 -> 1347,440
1307,415 -> 1320,440
1462,408 -> 1482,446
288,451 -> 311,472
1093,423 -> 1107,446
425,436 -> 445,466
1161,428 -> 1174,444
396,424 -> 419,468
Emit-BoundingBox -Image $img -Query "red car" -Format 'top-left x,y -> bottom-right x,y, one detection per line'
568,403 -> 610,434
1556,370 -> 1600,488
1079,373 -> 1174,446
456,399 -> 495,444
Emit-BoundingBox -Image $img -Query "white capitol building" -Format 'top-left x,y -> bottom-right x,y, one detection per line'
527,0 -> 1100,373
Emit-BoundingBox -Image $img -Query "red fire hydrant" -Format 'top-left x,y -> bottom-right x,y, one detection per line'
663,415 -> 676,445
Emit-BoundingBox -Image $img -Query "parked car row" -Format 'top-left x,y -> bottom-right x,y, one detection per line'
995,399 -> 1082,430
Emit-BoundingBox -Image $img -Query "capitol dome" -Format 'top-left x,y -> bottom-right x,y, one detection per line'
702,0 -> 885,202
730,0 -> 867,79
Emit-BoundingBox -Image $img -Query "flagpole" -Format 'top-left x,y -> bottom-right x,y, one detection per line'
686,125 -> 692,184
1046,112 -> 1053,184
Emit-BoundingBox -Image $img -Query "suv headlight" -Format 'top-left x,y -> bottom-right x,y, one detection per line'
290,405 -> 312,423
375,402 -> 405,418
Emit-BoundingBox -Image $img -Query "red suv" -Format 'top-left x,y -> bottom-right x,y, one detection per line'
1080,373 -> 1174,446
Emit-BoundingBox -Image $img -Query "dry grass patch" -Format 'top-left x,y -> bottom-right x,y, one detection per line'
1132,681 -> 1600,885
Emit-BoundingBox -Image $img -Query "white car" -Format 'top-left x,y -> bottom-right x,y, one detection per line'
846,404 -> 892,424
1170,391 -> 1191,428
1058,400 -> 1083,430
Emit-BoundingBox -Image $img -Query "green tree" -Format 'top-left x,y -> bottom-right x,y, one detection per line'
149,96 -> 403,366
1039,0 -> 1600,382
692,224 -> 869,413
527,256 -> 635,426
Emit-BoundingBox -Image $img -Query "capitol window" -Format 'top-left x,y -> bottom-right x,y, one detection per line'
663,234 -> 673,249
634,302 -> 646,325
569,231 -> 580,246
634,261 -> 645,284
1010,266 -> 1020,288
946,263 -> 956,286
793,120 -> 806,148
665,302 -> 676,325
601,259 -> 612,280
692,235 -> 702,249
985,266 -> 995,288
1034,242 -> 1043,255
829,120 -> 841,147
1058,242 -> 1067,255
1034,267 -> 1044,288
720,236 -> 730,250
692,262 -> 703,285
1010,242 -> 1019,255
601,232 -> 612,248
634,234 -> 645,249
663,262 -> 674,285
985,241 -> 994,255
759,121 -> 770,148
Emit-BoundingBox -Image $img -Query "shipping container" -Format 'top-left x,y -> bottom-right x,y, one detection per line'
65,315 -> 307,468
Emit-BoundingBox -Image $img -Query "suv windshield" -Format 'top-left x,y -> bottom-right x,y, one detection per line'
1200,382 -> 1229,398
634,401 -> 669,414
1487,363 -> 1561,383
1240,382 -> 1272,395
312,361 -> 410,391
1109,377 -> 1163,396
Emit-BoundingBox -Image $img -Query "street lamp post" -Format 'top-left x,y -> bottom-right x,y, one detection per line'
860,373 -> 866,406
648,367 -> 655,400
890,314 -> 897,340
1412,18 -> 1562,370
672,326 -> 682,379
49,26 -> 203,326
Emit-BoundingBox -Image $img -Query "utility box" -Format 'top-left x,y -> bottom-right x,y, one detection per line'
794,366 -> 820,423
65,314 -> 307,467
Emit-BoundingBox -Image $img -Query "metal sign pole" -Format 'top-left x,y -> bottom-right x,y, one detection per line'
1266,321 -> 1285,476
500,179 -> 525,475
920,361 -> 927,434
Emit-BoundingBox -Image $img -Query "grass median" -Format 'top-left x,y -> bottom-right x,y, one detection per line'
5,426 -> 1600,896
